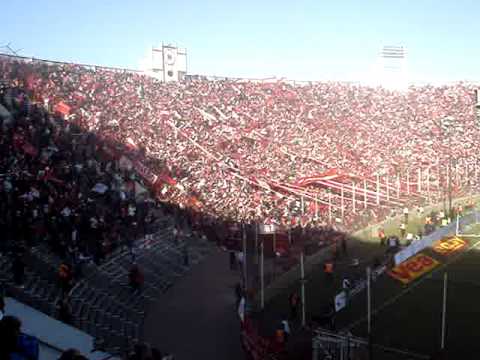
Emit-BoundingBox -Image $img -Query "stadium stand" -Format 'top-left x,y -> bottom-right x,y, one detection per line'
1,52 -> 479,358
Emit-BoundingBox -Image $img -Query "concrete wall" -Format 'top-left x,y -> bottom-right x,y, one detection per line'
4,297 -> 116,360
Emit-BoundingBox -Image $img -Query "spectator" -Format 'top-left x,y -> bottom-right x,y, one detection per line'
58,262 -> 73,295
288,292 -> 300,321
182,244 -> 189,267
323,261 -> 334,283
235,282 -> 243,308
58,348 -> 88,360
403,207 -> 409,223
0,315 -> 39,360
399,222 -> 406,238
229,250 -> 236,270
12,253 -> 25,288
128,264 -> 144,293
56,296 -> 73,325
378,227 -> 386,246
280,317 -> 291,342
0,291 -> 4,321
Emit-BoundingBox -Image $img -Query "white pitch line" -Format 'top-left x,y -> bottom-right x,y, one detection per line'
344,237 -> 480,331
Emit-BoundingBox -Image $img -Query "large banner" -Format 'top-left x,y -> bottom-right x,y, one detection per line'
432,236 -> 467,256
334,265 -> 386,312
388,253 -> 440,284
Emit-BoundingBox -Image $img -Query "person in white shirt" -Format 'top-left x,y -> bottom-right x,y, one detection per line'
399,223 -> 406,238
281,319 -> 291,341
403,207 -> 409,223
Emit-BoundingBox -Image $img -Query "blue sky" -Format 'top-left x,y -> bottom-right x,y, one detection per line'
2,0 -> 480,82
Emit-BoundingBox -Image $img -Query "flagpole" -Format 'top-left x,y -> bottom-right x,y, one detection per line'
364,179 -> 368,209
260,240 -> 264,309
301,195 -> 305,217
300,251 -> 306,327
242,223 -> 248,291
406,170 -> 410,195
441,272 -> 448,350
418,168 -> 422,192
455,214 -> 460,236
396,175 -> 400,199
427,167 -> 430,203
367,266 -> 373,360
341,185 -> 345,219
475,162 -> 478,187
352,182 -> 356,213
328,192 -> 332,223
254,222 -> 258,265
386,174 -> 390,201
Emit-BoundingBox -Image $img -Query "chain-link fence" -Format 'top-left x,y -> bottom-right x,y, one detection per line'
312,328 -> 429,360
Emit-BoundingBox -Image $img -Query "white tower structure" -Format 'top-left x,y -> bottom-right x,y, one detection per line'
371,45 -> 408,90
142,44 -> 187,82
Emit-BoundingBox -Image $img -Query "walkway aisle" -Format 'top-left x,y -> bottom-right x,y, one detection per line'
143,247 -> 244,360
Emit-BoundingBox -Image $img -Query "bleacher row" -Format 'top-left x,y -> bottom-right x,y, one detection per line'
0,213 -> 213,353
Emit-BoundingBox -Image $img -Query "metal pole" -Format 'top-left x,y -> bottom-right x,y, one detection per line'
301,195 -> 305,217
328,192 -> 332,223
456,214 -> 460,236
367,267 -> 373,360
260,240 -> 264,309
364,179 -> 368,209
352,182 -> 356,213
254,223 -> 258,265
376,174 -> 380,204
242,223 -> 248,290
448,159 -> 452,218
418,168 -> 422,192
406,171 -> 410,195
441,272 -> 448,350
341,185 -> 345,219
301,251 -> 306,327
288,224 -> 292,245
437,159 -> 442,192
315,196 -> 319,220
273,231 -> 277,256
386,174 -> 390,201
427,167 -> 431,203
475,162 -> 478,186
465,162 -> 469,188
396,175 -> 400,199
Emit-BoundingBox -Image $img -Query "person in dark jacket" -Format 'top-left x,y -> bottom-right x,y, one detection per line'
12,254 -> 25,288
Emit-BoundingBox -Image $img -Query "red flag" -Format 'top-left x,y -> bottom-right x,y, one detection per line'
54,101 -> 71,116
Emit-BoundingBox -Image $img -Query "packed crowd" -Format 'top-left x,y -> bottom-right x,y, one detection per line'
1,55 -> 478,232
0,78 -> 160,289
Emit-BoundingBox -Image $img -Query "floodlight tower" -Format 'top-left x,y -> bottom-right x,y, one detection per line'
377,45 -> 408,90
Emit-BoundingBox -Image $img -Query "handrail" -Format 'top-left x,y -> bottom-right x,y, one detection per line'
0,52 -> 141,74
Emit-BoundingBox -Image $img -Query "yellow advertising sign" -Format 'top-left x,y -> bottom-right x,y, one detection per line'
388,253 -> 440,284
432,237 -> 467,255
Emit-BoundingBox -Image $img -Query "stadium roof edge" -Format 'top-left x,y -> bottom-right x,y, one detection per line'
1,52 -> 479,86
